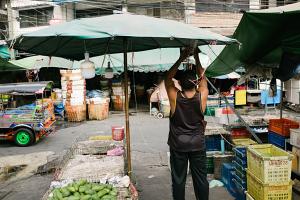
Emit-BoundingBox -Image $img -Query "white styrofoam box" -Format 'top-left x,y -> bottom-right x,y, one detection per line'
290,129 -> 300,148
285,79 -> 300,104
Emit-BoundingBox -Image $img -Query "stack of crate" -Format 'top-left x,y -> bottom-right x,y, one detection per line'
246,144 -> 293,200
60,70 -> 86,122
268,118 -> 299,150
232,147 -> 248,200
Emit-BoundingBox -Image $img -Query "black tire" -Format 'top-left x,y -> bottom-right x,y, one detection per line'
13,128 -> 35,147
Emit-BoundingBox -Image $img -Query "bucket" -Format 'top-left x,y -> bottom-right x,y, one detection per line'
112,126 -> 124,141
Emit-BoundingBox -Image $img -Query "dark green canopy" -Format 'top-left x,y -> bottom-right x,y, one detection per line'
12,14 -> 237,60
206,2 -> 300,78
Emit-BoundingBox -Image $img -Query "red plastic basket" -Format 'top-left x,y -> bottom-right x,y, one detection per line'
268,118 -> 299,137
231,128 -> 250,139
112,126 -> 125,141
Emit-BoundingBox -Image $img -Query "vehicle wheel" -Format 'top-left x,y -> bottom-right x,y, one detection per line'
157,112 -> 164,119
14,128 -> 35,147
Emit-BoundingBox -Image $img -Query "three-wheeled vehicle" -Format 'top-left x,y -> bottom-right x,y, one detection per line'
0,82 -> 56,146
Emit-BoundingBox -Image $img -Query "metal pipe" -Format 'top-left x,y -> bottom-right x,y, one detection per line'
123,37 -> 132,177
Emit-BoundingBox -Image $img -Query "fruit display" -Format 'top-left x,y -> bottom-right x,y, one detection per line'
48,180 -> 118,200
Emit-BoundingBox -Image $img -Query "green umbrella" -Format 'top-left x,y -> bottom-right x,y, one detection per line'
11,13 -> 238,176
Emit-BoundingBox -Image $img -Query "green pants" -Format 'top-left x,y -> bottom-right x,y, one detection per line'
170,149 -> 209,200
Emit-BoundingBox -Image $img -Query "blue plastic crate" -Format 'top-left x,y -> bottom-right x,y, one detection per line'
205,135 -> 221,151
233,147 -> 247,160
268,131 -> 287,149
232,160 -> 245,176
233,171 -> 246,189
227,171 -> 237,198
234,156 -> 247,168
234,166 -> 246,181
232,178 -> 246,200
221,163 -> 235,187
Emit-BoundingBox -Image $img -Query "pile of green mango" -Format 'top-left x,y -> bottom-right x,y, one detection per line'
48,180 -> 118,200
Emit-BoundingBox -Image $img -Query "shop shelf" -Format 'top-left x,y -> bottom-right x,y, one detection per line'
247,144 -> 293,184
268,118 -> 299,137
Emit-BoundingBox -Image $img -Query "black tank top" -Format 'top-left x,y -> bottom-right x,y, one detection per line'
168,91 -> 206,152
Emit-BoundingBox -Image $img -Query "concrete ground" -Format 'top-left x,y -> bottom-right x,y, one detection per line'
0,110 -> 298,200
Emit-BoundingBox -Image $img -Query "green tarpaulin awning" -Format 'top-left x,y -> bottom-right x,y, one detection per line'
206,2 -> 300,78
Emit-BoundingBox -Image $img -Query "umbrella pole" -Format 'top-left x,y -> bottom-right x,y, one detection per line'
123,38 -> 132,177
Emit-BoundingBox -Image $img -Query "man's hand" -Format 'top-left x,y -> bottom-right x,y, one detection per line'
180,47 -> 194,60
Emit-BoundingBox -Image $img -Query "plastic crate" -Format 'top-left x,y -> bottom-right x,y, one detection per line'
234,156 -> 247,168
245,192 -> 254,200
247,144 -> 293,184
290,128 -> 300,148
232,139 -> 257,147
221,163 -> 235,187
268,118 -> 299,137
233,171 -> 246,188
232,178 -> 246,200
246,170 -> 292,200
234,165 -> 246,181
205,135 -> 221,151
233,160 -> 245,177
231,129 -> 251,139
268,131 -> 287,149
233,147 -> 247,159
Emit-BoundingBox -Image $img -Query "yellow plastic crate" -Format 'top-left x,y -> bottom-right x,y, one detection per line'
232,138 -> 257,146
246,170 -> 292,200
247,144 -> 293,184
245,192 -> 254,200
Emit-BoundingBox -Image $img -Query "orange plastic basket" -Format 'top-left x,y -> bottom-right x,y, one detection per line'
268,118 -> 299,137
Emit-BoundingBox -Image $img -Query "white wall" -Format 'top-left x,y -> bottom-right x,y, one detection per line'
249,0 -> 260,10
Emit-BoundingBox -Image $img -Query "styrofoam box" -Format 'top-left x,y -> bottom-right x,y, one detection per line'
290,129 -> 300,148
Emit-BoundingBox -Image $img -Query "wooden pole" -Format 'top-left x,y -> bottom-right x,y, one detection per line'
123,38 -> 132,177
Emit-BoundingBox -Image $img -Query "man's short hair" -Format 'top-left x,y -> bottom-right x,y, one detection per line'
179,70 -> 197,91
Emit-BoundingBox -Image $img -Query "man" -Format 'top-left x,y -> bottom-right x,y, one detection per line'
165,47 -> 209,200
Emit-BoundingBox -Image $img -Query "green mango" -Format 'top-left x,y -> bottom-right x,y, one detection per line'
78,179 -> 87,186
97,190 -> 108,198
61,188 -> 71,197
67,186 -> 76,193
81,195 -> 92,200
79,186 -> 86,193
85,189 -> 95,195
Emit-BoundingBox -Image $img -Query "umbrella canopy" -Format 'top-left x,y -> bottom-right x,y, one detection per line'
12,14 -> 237,59
206,2 -> 300,79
